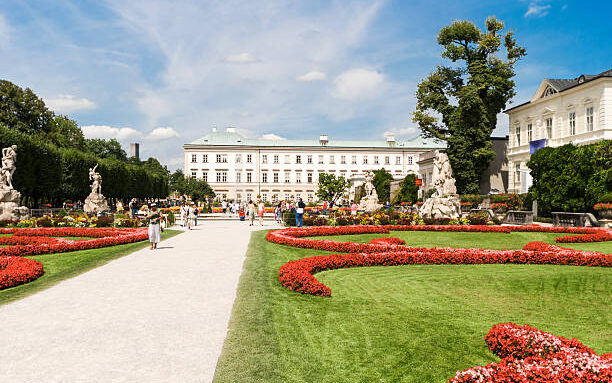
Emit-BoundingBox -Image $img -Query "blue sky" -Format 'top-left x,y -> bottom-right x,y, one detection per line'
1,0 -> 610,168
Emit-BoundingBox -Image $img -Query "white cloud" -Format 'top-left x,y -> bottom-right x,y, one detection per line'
146,127 -> 180,141
45,94 -> 96,113
224,52 -> 258,63
0,13 -> 10,48
525,3 -> 552,18
261,133 -> 286,140
296,70 -> 326,81
82,125 -> 141,140
332,68 -> 384,100
383,127 -> 417,138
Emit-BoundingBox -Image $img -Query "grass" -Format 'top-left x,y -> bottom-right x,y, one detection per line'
0,229 -> 181,306
214,230 -> 612,383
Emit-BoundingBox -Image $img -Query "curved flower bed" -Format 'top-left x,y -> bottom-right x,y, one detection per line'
449,323 -> 611,382
0,227 -> 148,289
267,225 -> 611,297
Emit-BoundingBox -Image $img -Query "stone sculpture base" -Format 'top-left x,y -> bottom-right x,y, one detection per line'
84,192 -> 109,213
419,195 -> 461,219
358,196 -> 380,213
0,188 -> 30,221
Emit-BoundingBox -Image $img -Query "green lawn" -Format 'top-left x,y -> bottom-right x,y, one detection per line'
214,230 -> 612,383
0,229 -> 181,306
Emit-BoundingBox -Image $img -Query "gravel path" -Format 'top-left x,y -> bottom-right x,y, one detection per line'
0,221 -> 279,383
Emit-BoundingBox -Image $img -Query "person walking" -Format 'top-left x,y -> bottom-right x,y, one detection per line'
247,200 -> 255,226
351,201 -> 358,215
194,205 -> 199,226
222,199 -> 228,215
187,203 -> 196,230
257,200 -> 265,226
146,203 -> 162,250
322,201 -> 328,215
180,203 -> 188,227
295,198 -> 305,227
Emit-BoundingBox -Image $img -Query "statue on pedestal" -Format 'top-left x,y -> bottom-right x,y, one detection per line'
0,145 -> 30,221
84,164 -> 109,213
358,171 -> 380,213
419,151 -> 461,219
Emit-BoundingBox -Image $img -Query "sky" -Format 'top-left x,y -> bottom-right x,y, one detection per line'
1,0 -> 610,169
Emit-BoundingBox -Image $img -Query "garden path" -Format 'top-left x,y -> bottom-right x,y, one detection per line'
0,220 -> 280,383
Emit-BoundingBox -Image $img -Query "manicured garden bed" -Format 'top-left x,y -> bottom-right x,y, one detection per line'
214,228 -> 611,382
0,228 -> 181,305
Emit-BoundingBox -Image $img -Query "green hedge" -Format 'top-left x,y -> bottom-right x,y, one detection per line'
0,124 -> 168,206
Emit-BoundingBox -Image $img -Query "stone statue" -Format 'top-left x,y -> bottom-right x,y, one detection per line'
1,145 -> 17,190
0,145 -> 30,221
89,164 -> 102,195
84,163 -> 109,213
419,150 -> 461,219
358,171 -> 380,213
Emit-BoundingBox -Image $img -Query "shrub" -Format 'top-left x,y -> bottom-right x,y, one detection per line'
36,216 -> 53,227
167,211 -> 175,225
467,211 -> 489,225
57,209 -> 68,218
95,216 -> 115,227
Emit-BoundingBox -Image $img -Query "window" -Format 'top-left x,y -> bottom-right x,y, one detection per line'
384,156 -> 390,165
307,172 -> 313,183
236,172 -> 242,183
216,154 -> 227,163
262,155 -> 268,164
527,123 -> 533,142
407,156 -> 413,165
351,155 -> 357,164
247,154 -> 252,163
284,155 -> 290,164
191,154 -> 197,163
202,172 -> 208,182
396,156 -> 401,165
329,155 -> 335,164
341,155 -> 346,164
363,156 -> 368,165
296,155 -> 302,164
374,156 -> 379,165
318,155 -> 324,164
307,155 -> 313,164
273,155 -> 279,164
202,154 -> 208,163
296,172 -> 302,183
545,118 -> 553,139
235,154 -> 242,163
191,170 -> 197,178
284,171 -> 290,183
586,106 -> 594,132
568,112 -> 576,136
272,194 -> 278,203
246,172 -> 252,183
246,193 -> 251,202
262,173 -> 268,183
273,172 -> 279,183
308,194 -> 313,203
216,171 -> 227,183
262,193 -> 267,202
515,126 -> 521,146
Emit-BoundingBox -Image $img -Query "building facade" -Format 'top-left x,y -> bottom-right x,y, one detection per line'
183,127 -> 445,203
505,69 -> 612,193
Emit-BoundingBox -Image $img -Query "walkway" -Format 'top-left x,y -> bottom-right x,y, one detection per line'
0,221 -> 279,383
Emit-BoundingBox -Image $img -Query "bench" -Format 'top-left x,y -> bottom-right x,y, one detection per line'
503,210 -> 534,225
551,212 -> 600,227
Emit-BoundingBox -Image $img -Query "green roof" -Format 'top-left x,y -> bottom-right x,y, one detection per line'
184,130 -> 446,150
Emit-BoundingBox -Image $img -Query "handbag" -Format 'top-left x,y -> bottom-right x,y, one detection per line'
296,207 -> 304,214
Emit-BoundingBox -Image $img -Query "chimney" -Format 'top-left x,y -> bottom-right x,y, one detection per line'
226,127 -> 236,133
386,135 -> 395,146
212,126 -> 217,132
130,143 -> 140,159
319,134 -> 328,146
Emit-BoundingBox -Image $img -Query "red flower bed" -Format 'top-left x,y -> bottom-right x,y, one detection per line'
268,225 -> 611,297
0,256 -> 44,290
449,323 -> 611,382
0,227 -> 148,289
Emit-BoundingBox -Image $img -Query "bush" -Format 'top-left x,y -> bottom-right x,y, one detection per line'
599,192 -> 612,203
95,216 -> 115,227
284,209 -> 296,226
57,209 -> 68,218
467,211 -> 489,225
36,216 -> 53,227
167,211 -> 175,225
460,194 -> 485,204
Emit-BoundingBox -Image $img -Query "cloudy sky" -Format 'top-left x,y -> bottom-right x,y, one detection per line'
0,0 -> 610,168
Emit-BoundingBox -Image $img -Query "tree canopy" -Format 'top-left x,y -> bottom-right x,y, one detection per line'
393,173 -> 419,204
168,170 -> 215,201
85,138 -> 128,162
0,80 -> 54,136
413,17 -> 526,194
316,173 -> 350,207
372,169 -> 393,202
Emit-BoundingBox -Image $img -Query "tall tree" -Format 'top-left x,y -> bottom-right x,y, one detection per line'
0,80 -> 54,136
413,17 -> 526,194
372,168 -> 393,202
393,173 -> 419,204
49,115 -> 85,150
85,138 -> 128,162
316,173 -> 350,207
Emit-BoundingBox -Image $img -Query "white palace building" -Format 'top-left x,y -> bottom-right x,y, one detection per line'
505,68 -> 612,193
183,127 -> 445,203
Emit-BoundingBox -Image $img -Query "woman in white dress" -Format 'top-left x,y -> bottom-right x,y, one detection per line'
147,204 -> 162,250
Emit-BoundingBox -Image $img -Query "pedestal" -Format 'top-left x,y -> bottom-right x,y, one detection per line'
84,192 -> 109,213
